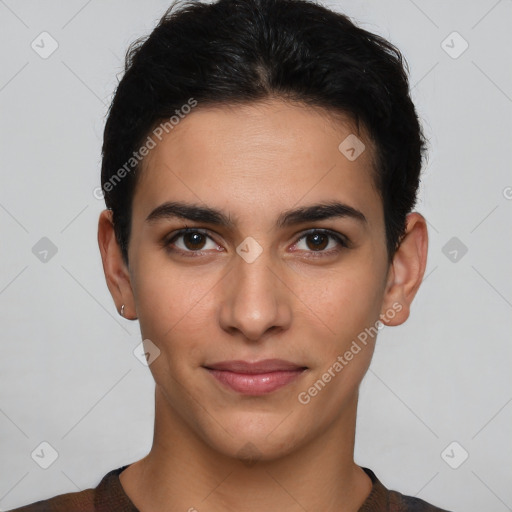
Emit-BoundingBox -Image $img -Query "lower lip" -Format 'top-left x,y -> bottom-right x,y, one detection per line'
205,368 -> 306,395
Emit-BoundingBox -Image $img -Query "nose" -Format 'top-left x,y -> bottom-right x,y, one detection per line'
218,249 -> 293,342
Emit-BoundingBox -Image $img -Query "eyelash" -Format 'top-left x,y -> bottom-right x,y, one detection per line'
163,227 -> 349,258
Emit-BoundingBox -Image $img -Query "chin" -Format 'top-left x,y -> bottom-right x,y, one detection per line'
200,412 -> 311,463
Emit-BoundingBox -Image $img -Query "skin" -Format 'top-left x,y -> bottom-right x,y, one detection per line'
98,98 -> 428,512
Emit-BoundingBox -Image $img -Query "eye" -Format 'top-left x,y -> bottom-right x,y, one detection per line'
163,227 -> 348,258
292,229 -> 348,255
164,228 -> 222,256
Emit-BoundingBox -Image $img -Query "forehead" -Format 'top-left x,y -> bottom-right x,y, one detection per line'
133,99 -> 382,228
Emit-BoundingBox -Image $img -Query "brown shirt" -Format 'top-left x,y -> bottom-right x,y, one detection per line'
7,466 -> 452,512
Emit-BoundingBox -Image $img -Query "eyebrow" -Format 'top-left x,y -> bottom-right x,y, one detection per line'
145,200 -> 367,228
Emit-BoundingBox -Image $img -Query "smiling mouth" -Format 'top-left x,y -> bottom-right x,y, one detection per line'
203,359 -> 308,395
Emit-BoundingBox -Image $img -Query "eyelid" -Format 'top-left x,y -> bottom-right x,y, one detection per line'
292,228 -> 349,251
164,227 -> 217,247
163,226 -> 349,255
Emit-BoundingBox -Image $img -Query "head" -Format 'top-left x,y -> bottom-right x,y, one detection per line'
98,0 -> 428,461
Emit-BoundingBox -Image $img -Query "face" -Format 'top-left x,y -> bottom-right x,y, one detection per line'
107,99 -> 409,460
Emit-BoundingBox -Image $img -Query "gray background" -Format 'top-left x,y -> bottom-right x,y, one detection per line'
1,1 -> 511,510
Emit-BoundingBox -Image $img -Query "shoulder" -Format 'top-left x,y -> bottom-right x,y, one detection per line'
6,488 -> 95,512
388,490 -> 452,512
5,466 -> 135,512
361,467 -> 453,512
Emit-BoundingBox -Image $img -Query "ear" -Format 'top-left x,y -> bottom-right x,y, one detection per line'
380,212 -> 428,326
97,209 -> 137,320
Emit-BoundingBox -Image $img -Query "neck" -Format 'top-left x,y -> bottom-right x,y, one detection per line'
119,385 -> 372,512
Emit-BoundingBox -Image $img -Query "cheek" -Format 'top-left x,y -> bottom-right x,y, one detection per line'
295,261 -> 385,344
131,255 -> 221,366
294,271 -> 383,417
338,272 -> 382,328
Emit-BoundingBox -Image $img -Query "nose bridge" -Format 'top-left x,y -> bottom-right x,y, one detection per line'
219,244 -> 291,341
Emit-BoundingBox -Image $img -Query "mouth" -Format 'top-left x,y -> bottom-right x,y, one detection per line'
203,359 -> 308,395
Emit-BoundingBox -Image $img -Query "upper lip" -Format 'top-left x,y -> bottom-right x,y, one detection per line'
204,359 -> 307,374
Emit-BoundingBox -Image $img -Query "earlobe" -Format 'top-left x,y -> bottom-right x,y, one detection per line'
97,209 -> 137,320
380,212 -> 428,327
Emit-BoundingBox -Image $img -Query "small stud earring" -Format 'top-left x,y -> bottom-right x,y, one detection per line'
120,304 -> 125,317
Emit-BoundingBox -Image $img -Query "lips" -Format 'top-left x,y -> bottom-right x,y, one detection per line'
203,359 -> 307,395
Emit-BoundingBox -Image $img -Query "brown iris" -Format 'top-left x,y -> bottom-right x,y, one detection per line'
305,232 -> 329,251
183,232 -> 207,250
